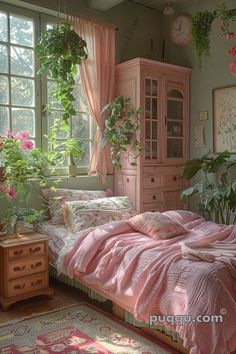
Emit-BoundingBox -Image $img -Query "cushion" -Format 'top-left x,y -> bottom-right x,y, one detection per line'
128,212 -> 189,240
42,188 -> 108,225
63,196 -> 135,233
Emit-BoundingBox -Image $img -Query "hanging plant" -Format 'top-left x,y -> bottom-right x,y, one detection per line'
36,22 -> 87,123
192,10 -> 216,67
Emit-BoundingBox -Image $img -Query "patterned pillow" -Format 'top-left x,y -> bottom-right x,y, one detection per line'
63,196 -> 135,233
42,189 -> 108,225
128,212 -> 189,240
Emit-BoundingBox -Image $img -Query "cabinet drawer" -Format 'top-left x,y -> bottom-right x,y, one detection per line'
8,242 -> 46,261
143,190 -> 162,203
161,175 -> 185,188
142,203 -> 164,213
143,176 -> 161,189
8,256 -> 46,280
8,273 -> 47,298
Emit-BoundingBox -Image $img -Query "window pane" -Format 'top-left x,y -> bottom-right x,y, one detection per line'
0,107 -> 9,135
0,45 -> 8,73
48,111 -> 69,139
10,46 -> 34,77
0,76 -> 9,104
47,80 -> 62,109
75,140 -> 90,167
73,85 -> 89,112
10,15 -> 34,47
12,108 -> 35,136
0,13 -> 7,42
11,77 -> 34,106
72,113 -> 90,139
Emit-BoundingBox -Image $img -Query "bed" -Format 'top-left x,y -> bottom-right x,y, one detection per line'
39,189 -> 236,354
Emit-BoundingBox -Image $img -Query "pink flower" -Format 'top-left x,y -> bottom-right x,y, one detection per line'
226,32 -> 235,40
17,131 -> 30,140
5,187 -> 17,199
228,46 -> 236,56
106,188 -> 113,197
230,61 -> 236,76
20,139 -> 34,150
6,130 -> 17,138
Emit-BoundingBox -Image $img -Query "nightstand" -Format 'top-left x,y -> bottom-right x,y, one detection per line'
0,232 -> 53,311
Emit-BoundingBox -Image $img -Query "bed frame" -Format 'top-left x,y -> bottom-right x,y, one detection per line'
49,265 -> 189,354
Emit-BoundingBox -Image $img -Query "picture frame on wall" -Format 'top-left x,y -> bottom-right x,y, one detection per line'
213,85 -> 236,153
199,110 -> 208,121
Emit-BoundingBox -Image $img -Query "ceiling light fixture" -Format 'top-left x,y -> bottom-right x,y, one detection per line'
163,2 -> 174,16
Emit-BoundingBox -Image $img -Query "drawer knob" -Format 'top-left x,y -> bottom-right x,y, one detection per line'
13,265 -> 26,272
14,250 -> 23,256
31,279 -> 42,287
31,262 -> 42,269
151,178 -> 155,182
14,284 -> 25,290
173,176 -> 177,181
29,246 -> 41,254
126,178 -> 129,183
152,195 -> 156,200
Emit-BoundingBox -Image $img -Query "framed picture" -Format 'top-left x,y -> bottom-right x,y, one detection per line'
199,110 -> 208,121
213,85 -> 236,153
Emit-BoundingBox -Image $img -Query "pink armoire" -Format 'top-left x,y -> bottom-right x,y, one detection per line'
114,57 -> 192,213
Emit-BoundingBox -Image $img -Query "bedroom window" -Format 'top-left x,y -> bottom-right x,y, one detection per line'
0,4 -> 93,172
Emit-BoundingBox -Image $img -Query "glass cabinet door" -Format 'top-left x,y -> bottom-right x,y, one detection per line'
166,87 -> 184,159
144,78 -> 159,161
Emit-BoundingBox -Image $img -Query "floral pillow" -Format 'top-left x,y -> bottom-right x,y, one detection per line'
63,196 -> 135,233
42,188 -> 109,225
128,212 -> 189,240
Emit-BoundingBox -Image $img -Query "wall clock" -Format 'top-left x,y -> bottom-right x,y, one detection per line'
170,14 -> 192,47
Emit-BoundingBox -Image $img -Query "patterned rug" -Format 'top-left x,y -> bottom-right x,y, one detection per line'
0,303 -> 176,353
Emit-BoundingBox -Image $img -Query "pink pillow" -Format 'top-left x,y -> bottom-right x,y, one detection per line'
128,212 -> 189,240
162,210 -> 203,225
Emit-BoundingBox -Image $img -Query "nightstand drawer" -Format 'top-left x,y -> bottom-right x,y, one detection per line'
8,273 -> 47,298
143,191 -> 162,203
143,176 -> 161,189
8,256 -> 46,280
8,242 -> 46,261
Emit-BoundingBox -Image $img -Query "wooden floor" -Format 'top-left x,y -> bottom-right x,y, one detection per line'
0,278 -> 113,324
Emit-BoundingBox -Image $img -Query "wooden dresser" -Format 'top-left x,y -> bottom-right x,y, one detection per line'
114,58 -> 192,213
0,232 -> 53,311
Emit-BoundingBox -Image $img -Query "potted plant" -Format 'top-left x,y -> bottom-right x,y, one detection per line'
101,96 -> 143,171
61,139 -> 85,177
180,150 -> 236,224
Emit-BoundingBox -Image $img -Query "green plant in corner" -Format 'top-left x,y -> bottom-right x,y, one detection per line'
180,150 -> 236,224
101,96 -> 143,171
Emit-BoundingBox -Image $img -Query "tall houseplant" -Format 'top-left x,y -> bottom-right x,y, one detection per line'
180,150 -> 236,224
101,96 -> 143,171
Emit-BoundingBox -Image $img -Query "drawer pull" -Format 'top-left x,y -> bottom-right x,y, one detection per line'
126,178 -> 129,183
152,195 -> 156,200
14,250 -> 23,256
173,176 -> 177,181
14,284 -> 25,290
13,265 -> 26,272
31,279 -> 42,287
151,178 -> 155,182
29,246 -> 41,254
31,262 -> 42,269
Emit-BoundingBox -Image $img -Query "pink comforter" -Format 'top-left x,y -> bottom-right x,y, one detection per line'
63,212 -> 236,354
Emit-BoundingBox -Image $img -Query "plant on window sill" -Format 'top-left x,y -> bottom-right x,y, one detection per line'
180,150 -> 236,224
100,96 -> 143,171
61,138 -> 85,177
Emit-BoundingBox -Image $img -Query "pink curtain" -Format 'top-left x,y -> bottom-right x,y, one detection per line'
71,17 -> 115,183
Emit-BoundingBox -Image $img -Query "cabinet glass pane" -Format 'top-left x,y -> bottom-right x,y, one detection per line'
0,45 -> 8,73
145,141 -> 150,159
167,89 -> 183,98
145,120 -> 150,139
10,15 -> 34,47
145,97 -> 150,118
152,80 -> 157,96
0,76 -> 9,104
167,139 -> 183,158
167,121 -> 183,137
0,107 -> 9,135
152,141 -> 158,159
0,13 -> 7,42
152,121 -> 157,139
152,98 -> 157,119
167,100 -> 183,120
10,46 -> 34,77
11,77 -> 34,106
12,108 -> 35,136
145,79 -> 151,95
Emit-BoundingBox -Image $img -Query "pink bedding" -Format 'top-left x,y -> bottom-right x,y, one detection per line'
61,212 -> 236,354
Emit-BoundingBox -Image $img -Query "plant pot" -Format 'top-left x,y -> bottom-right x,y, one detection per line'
68,165 -> 77,177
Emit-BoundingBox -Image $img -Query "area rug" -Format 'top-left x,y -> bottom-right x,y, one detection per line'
0,303 -> 177,353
